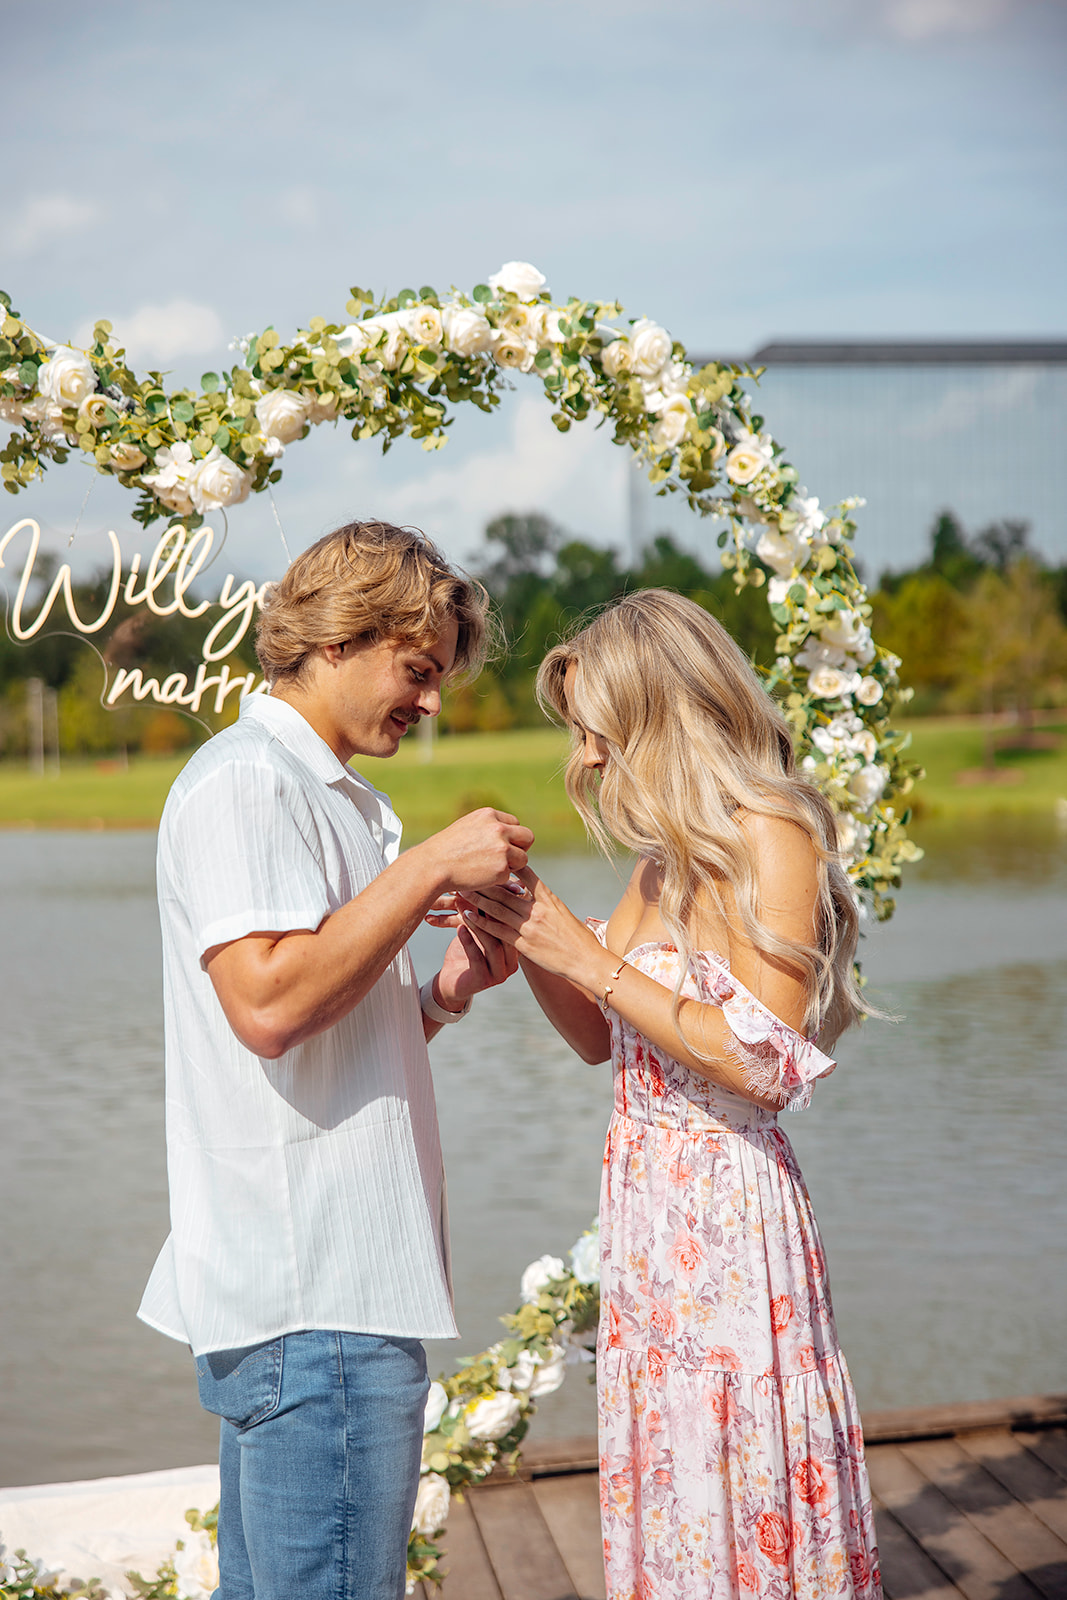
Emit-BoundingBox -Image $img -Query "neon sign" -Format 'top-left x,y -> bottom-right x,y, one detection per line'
0,518 -> 269,714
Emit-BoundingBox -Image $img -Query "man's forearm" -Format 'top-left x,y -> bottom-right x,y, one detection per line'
206,839 -> 451,1058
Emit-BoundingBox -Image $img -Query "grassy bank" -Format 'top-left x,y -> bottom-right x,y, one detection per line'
1,719 -> 1065,839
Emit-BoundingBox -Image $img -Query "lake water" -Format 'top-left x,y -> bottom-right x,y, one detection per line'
1,818 -> 1065,1487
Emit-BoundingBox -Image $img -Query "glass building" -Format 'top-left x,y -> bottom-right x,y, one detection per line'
628,341 -> 1067,579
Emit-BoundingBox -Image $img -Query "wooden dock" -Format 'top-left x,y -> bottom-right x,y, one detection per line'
420,1394 -> 1067,1599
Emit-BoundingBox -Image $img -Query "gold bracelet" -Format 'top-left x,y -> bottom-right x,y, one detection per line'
603,958 -> 626,1004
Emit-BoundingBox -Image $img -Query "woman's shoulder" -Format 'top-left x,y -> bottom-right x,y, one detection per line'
735,805 -> 819,868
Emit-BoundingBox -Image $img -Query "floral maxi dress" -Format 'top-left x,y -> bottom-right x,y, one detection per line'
590,926 -> 882,1600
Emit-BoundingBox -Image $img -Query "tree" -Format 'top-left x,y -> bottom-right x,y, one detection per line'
956,558 -> 1067,763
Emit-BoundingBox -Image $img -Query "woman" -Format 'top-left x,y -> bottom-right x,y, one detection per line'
459,591 -> 882,1599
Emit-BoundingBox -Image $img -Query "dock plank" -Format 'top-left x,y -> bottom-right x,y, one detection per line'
873,1495 -> 964,1599
866,1442 -> 1042,1600
470,1478 -> 579,1600
957,1429 -> 1067,1544
900,1438 -> 1067,1600
1018,1430 -> 1067,1487
434,1491 -> 502,1600
532,1474 -> 606,1600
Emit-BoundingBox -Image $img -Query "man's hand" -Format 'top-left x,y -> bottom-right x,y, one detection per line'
414,807 -> 534,897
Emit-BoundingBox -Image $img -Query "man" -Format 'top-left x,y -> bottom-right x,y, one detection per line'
138,520 -> 532,1600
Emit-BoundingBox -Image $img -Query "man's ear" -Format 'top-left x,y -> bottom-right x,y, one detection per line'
322,641 -> 348,666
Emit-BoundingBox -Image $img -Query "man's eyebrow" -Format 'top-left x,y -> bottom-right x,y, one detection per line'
422,645 -> 451,675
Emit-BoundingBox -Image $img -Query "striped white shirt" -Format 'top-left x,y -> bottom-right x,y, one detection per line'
138,692 -> 457,1356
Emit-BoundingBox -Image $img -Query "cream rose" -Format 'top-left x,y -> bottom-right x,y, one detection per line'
629,317 -> 673,379
492,331 -> 534,372
256,389 -> 311,445
403,303 -> 443,347
77,392 -> 114,430
600,337 -> 633,379
442,304 -> 495,358
856,676 -> 884,706
488,261 -> 547,300
361,313 -> 408,370
412,1474 -> 451,1538
0,396 -> 24,425
849,729 -> 879,762
109,441 -> 147,472
187,447 -> 252,514
849,764 -> 889,809
807,665 -> 857,700
531,306 -> 566,345
795,638 -> 847,671
172,1532 -> 218,1600
37,346 -> 97,409
465,1391 -> 522,1441
520,1254 -> 566,1303
651,396 -> 692,453
726,431 -> 775,486
499,302 -> 537,338
755,526 -> 810,576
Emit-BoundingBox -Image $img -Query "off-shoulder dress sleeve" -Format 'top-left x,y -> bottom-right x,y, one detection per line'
694,952 -> 835,1111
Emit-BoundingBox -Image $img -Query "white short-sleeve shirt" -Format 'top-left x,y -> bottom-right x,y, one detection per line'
138,693 -> 457,1356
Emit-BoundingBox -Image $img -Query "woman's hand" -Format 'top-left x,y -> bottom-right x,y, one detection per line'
457,867 -> 602,988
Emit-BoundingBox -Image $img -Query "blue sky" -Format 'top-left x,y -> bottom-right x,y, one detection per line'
2,0 -> 1064,580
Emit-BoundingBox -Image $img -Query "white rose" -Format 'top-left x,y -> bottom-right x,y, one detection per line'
600,337 -> 632,379
569,1225 -> 600,1285
767,577 -> 792,606
37,346 -> 97,408
173,1532 -> 218,1600
817,609 -> 866,652
520,1254 -> 566,1303
488,261 -> 547,300
411,1473 -> 450,1538
726,431 -> 775,486
403,303 -> 443,347
628,317 -> 673,379
650,398 -> 691,454
856,676 -> 884,706
492,331 -> 535,372
849,763 -> 889,809
109,441 -> 146,472
465,1391 -> 522,1441
647,360 -> 689,402
442,304 -> 495,357
811,725 -> 841,757
187,446 -> 252,514
505,1344 -> 566,1397
255,388 -> 310,445
423,1380 -> 448,1434
807,665 -> 858,701
0,396 -> 24,425
499,302 -> 538,338
755,526 -> 810,577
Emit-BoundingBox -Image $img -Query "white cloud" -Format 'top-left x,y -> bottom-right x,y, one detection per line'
6,193 -> 100,254
73,300 -> 225,365
880,0 -> 1015,39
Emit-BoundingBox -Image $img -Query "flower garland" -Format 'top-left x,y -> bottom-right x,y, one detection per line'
0,1226 -> 601,1600
0,260 -> 920,908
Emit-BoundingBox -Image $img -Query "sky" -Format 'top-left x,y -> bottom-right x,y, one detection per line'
2,0 -> 1065,583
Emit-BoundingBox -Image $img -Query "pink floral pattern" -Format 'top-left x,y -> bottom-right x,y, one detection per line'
589,924 -> 882,1600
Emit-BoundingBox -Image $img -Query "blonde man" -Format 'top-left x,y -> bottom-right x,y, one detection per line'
139,521 -> 532,1600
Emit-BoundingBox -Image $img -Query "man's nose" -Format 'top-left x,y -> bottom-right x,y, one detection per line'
418,685 -> 442,717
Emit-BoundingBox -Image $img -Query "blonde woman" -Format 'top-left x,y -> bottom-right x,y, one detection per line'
458,591 -> 882,1600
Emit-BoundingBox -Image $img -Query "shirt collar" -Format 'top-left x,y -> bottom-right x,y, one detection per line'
239,692 -> 403,862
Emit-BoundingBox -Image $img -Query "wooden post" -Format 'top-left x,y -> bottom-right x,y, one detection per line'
44,687 -> 60,776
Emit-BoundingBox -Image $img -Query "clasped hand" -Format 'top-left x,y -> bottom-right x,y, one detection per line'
432,867 -> 599,985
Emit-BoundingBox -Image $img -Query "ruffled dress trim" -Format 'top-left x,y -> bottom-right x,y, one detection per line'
586,917 -> 835,1112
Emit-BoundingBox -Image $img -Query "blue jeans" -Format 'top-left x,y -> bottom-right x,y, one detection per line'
196,1330 -> 429,1600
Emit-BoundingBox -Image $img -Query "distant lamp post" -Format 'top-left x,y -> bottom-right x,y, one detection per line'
44,686 -> 60,776
26,677 -> 44,776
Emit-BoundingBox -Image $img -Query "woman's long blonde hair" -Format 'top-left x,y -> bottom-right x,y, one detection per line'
537,589 -> 864,1048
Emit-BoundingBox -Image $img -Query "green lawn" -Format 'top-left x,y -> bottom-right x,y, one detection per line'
1,719 -> 1065,837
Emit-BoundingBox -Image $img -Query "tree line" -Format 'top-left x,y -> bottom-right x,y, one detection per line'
1,509 -> 1065,759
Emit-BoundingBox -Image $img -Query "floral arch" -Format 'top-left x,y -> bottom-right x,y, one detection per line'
0,264 -> 921,1590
